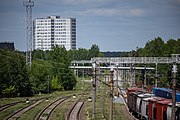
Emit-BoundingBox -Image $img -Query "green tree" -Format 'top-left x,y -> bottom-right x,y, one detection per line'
140,37 -> 165,57
30,63 -> 50,94
51,76 -> 62,90
0,49 -> 32,97
49,46 -> 70,67
89,44 -> 100,58
135,38 -> 180,87
60,69 -> 76,90
2,85 -> 17,97
49,46 -> 77,90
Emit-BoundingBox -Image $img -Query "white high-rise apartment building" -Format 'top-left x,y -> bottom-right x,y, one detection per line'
33,16 -> 76,51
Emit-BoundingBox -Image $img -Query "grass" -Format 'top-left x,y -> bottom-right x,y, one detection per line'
19,91 -> 80,120
85,81 -> 130,120
113,103 -> 127,120
18,99 -> 54,120
50,80 -> 92,120
0,79 -> 130,120
0,97 -> 26,106
50,97 -> 78,120
0,79 -> 87,120
0,102 -> 28,120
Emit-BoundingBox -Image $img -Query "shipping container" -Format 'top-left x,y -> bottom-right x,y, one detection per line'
152,87 -> 172,99
127,87 -> 143,93
148,97 -> 166,120
153,87 -> 180,102
156,99 -> 171,120
132,92 -> 145,116
167,102 -> 180,120
136,93 -> 154,119
127,87 -> 180,119
141,97 -> 155,120
128,92 -> 134,112
176,93 -> 180,102
127,87 -> 142,112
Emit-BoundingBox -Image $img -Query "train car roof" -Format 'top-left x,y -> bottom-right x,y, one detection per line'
148,97 -> 166,102
157,99 -> 171,105
153,87 -> 172,92
127,87 -> 143,92
168,102 -> 180,107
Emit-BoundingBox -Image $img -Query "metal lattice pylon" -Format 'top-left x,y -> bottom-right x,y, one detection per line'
23,0 -> 34,66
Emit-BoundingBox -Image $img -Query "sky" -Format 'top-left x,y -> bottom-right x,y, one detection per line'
0,0 -> 180,51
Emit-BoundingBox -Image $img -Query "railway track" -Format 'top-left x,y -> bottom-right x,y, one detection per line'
1,86 -> 90,120
0,97 -> 49,113
35,97 -> 68,120
66,101 -> 84,120
4,99 -> 44,120
0,101 -> 24,112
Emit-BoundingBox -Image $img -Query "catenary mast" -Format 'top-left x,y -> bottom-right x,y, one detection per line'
23,0 -> 34,66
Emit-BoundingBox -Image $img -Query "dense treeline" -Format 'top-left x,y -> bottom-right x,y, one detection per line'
103,51 -> 121,57
30,44 -> 102,93
30,46 -> 78,94
136,37 -> 180,57
0,46 -> 75,97
68,44 -> 103,60
0,49 -> 32,97
0,38 -> 179,97
0,44 -> 101,97
134,37 -> 180,88
32,44 -> 101,61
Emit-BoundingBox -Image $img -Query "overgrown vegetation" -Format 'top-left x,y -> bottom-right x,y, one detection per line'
0,44 -> 101,97
0,49 -> 31,97
134,37 -> 180,88
1,38 -> 180,97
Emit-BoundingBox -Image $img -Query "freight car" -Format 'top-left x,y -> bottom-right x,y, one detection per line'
167,102 -> 180,120
127,87 -> 180,120
136,93 -> 154,119
127,87 -> 143,112
152,88 -> 172,99
148,97 -> 166,120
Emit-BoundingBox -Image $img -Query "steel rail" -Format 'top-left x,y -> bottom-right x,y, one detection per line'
0,101 -> 24,112
5,99 -> 44,120
66,101 -> 84,120
35,97 -> 68,120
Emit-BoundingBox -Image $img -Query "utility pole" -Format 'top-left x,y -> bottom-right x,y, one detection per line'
171,54 -> 179,120
82,63 -> 84,90
144,66 -> 147,89
130,63 -> 135,87
102,74 -> 106,117
76,64 -> 79,80
73,63 -> 76,76
48,75 -> 50,94
116,63 -> 118,89
172,62 -> 177,120
155,63 -> 158,87
109,66 -> 114,120
92,62 -> 96,119
23,0 -> 34,66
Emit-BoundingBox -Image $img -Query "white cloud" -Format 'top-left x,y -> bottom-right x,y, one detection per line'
129,9 -> 145,16
176,0 -> 180,3
77,8 -> 122,16
63,0 -> 110,4
76,8 -> 145,17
